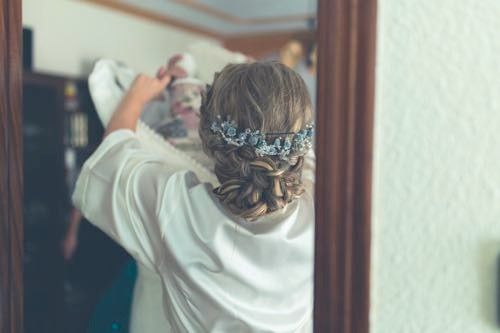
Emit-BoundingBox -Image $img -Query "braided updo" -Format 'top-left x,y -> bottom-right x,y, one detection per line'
199,62 -> 312,220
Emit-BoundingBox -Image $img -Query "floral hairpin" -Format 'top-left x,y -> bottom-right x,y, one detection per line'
210,116 -> 314,161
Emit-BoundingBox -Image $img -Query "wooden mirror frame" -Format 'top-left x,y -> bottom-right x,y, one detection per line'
0,0 -> 23,332
0,0 -> 376,332
314,1 -> 377,332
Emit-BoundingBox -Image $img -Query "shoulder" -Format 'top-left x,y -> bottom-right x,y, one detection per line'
162,169 -> 203,190
158,170 -> 209,211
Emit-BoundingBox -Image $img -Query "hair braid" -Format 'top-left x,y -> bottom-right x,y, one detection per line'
199,62 -> 312,220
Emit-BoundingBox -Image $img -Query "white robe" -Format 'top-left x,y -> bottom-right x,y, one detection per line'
76,59 -> 315,333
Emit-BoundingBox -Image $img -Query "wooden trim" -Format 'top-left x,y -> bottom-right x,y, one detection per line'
173,0 -> 315,25
82,0 -> 313,38
0,0 -> 23,332
80,0 -> 223,39
223,30 -> 315,59
314,0 -> 377,332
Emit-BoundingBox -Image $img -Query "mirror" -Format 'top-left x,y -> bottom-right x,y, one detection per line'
22,0 -> 318,332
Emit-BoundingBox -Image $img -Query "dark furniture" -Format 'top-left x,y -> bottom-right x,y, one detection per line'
23,71 -> 128,333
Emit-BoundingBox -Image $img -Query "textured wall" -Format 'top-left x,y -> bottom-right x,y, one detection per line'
22,0 -> 217,77
371,0 -> 500,332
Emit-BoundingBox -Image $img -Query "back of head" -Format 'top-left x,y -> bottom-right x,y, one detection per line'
199,61 -> 313,220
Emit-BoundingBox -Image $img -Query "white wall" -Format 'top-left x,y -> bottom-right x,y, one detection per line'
372,0 -> 500,332
22,0 -> 218,77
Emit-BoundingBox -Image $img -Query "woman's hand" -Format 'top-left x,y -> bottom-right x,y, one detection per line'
105,55 -> 187,135
128,56 -> 187,105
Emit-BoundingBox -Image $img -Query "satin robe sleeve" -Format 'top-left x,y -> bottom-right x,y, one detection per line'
72,129 -> 182,271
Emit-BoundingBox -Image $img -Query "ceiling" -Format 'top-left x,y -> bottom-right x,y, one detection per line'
118,0 -> 317,36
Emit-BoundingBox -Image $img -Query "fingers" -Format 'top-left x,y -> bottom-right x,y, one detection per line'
156,65 -> 167,79
158,66 -> 187,89
158,54 -> 187,82
167,66 -> 187,79
157,63 -> 186,80
167,54 -> 183,69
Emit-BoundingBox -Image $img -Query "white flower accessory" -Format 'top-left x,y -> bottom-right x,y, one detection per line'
210,116 -> 314,161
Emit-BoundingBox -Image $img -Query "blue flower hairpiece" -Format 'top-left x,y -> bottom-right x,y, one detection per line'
210,116 -> 314,161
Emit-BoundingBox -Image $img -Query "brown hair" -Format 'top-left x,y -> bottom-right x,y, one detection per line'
199,62 -> 312,220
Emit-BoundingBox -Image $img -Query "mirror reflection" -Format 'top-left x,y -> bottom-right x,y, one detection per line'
22,0 -> 317,332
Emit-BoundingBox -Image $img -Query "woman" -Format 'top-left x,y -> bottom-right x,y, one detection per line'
74,59 -> 315,332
